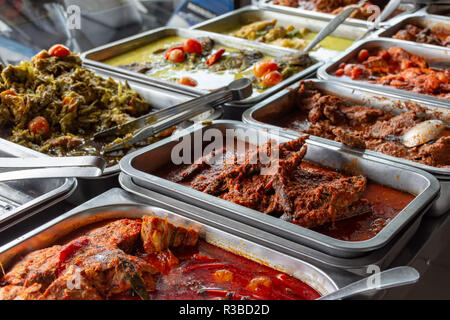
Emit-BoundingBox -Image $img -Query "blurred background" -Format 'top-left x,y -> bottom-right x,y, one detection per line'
0,0 -> 251,65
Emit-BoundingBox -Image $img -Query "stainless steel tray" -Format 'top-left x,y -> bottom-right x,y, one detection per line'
376,14 -> 450,49
0,67 -> 221,177
242,79 -> 450,216
191,6 -> 368,62
81,27 -> 322,107
119,174 -> 430,277
119,120 -> 440,258
0,139 -> 77,231
0,187 -> 339,297
257,1 -> 419,28
422,4 -> 450,16
317,38 -> 450,107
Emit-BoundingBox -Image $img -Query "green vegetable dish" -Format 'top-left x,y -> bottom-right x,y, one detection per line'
0,45 -> 158,167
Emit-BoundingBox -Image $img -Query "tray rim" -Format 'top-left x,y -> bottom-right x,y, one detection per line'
118,119 -> 440,257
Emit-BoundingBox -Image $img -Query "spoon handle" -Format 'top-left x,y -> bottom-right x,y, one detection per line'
304,6 -> 357,52
318,266 -> 419,300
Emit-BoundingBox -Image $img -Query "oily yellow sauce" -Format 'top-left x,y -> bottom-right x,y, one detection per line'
105,36 -> 272,93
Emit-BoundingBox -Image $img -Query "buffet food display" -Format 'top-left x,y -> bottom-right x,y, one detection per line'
0,2 -> 449,301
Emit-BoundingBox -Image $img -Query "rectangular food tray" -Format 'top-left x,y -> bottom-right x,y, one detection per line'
119,174 -> 430,277
242,79 -> 450,216
376,14 -> 450,50
257,0 -> 419,28
0,67 -> 220,177
317,38 -> 450,107
119,120 -> 440,258
81,27 -> 322,107
0,187 -> 339,297
0,139 -> 77,231
191,5 -> 368,62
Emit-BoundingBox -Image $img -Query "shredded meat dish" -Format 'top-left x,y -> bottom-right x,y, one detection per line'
0,215 -> 320,300
266,81 -> 450,168
393,24 -> 450,48
157,136 -> 414,239
334,47 -> 450,100
272,0 -> 403,21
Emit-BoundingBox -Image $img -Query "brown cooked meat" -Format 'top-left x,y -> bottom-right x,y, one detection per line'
174,136 -> 370,228
270,81 -> 450,168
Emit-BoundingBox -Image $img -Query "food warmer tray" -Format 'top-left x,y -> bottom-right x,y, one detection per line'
119,174 -> 430,277
119,120 -> 440,258
375,14 -> 450,50
256,0 -> 419,29
191,5 -> 368,62
317,38 -> 450,108
0,139 -> 77,232
242,79 -> 450,217
81,27 -> 322,108
0,187 -> 339,298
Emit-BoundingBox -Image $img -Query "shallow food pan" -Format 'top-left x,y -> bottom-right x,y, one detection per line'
0,68 -> 220,178
119,120 -> 440,258
119,174 -> 428,277
0,188 -> 339,298
257,0 -> 419,28
0,139 -> 77,232
423,4 -> 450,16
242,79 -> 450,217
376,14 -> 450,49
81,27 -> 322,108
191,6 -> 368,62
317,38 -> 450,107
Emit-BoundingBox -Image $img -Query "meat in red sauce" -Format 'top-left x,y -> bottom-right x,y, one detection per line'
0,216 -> 319,300
334,47 -> 450,99
266,82 -> 450,168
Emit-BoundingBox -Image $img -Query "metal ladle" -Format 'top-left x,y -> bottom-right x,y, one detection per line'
318,266 -> 419,300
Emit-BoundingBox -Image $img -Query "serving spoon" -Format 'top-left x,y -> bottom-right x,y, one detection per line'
318,266 -> 419,300
399,119 -> 448,148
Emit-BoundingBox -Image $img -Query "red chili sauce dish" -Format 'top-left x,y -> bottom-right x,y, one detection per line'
156,137 -> 415,242
0,215 -> 320,300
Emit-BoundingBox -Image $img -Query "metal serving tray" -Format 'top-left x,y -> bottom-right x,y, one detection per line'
422,4 -> 450,16
257,1 -> 419,28
0,187 -> 339,297
376,14 -> 450,49
119,120 -> 440,258
119,174 -> 429,278
317,38 -> 450,107
242,79 -> 450,216
0,68 -> 220,178
0,139 -> 77,231
81,27 -> 322,107
191,6 -> 368,62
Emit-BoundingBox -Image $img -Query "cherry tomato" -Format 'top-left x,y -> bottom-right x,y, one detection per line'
165,47 -> 185,63
48,44 -> 71,57
351,66 -> 364,79
28,116 -> 50,136
335,68 -> 345,76
261,70 -> 283,87
182,38 -> 203,54
253,60 -> 279,78
379,50 -> 390,60
206,48 -> 225,66
338,62 -> 347,69
357,49 -> 369,62
176,77 -> 198,87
